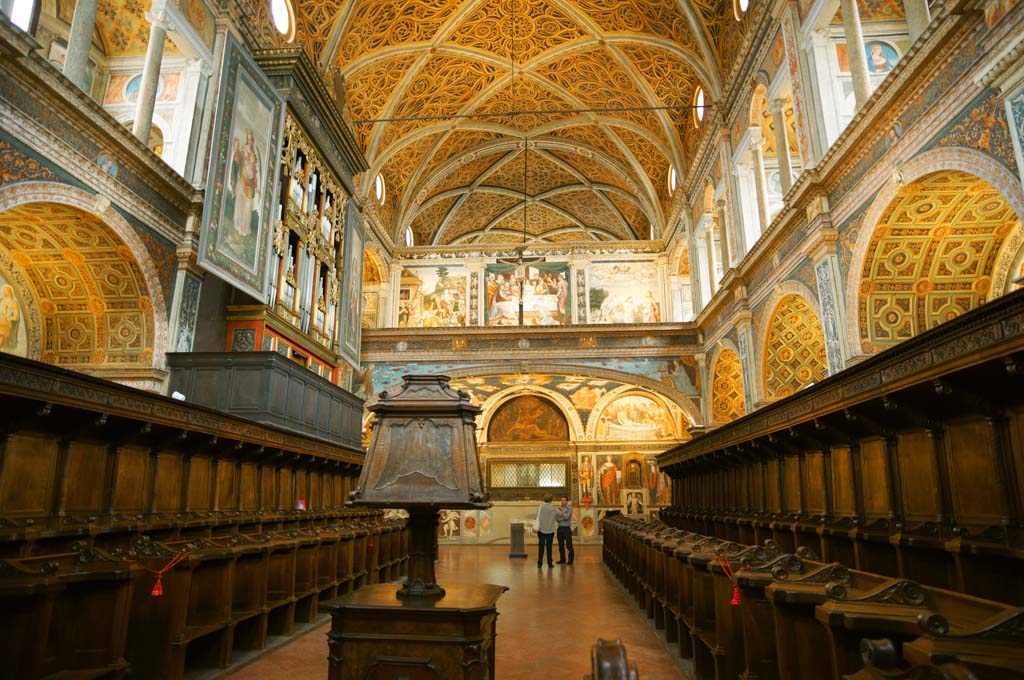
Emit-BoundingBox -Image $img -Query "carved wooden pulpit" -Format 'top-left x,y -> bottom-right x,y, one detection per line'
321,375 -> 507,680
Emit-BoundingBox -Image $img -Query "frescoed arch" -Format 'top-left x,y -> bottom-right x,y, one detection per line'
0,183 -> 170,385
482,390 -> 571,443
759,290 -> 828,400
709,341 -> 745,425
846,148 -> 1024,355
587,385 -> 682,442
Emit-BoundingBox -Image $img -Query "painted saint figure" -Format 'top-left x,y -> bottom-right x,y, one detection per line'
0,284 -> 20,350
598,455 -> 620,506
229,127 -> 260,240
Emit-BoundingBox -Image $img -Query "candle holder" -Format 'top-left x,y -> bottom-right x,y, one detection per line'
349,374 -> 489,599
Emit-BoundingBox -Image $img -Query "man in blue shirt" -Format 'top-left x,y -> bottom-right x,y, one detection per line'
555,496 -> 574,565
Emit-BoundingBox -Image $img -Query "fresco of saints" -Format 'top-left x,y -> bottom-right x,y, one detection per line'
579,455 -> 593,494
598,455 -> 620,505
229,128 -> 260,243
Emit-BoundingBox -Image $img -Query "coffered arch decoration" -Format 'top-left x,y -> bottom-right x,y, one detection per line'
761,292 -> 828,400
316,0 -> 730,247
854,170 -> 1023,353
709,344 -> 744,424
0,184 -> 169,384
0,203 -> 159,373
845,147 -> 1024,356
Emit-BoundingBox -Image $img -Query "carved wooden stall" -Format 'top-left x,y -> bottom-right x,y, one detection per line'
598,291 -> 1024,678
604,517 -> 1024,680
0,354 -> 407,679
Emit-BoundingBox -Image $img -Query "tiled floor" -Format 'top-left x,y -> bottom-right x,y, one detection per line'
224,544 -> 691,679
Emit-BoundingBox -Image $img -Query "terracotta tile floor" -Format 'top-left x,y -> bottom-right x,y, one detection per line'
224,545 -> 691,679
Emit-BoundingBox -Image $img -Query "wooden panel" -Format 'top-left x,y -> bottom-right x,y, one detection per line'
895,430 -> 942,522
804,452 -> 825,515
782,456 -> 801,513
0,433 -> 56,516
217,459 -> 237,510
280,467 -> 294,509
766,459 -> 781,512
111,445 -> 148,513
830,446 -> 856,516
262,464 -> 276,509
63,441 -> 106,513
240,462 -> 258,510
858,438 -> 891,518
945,418 -> 1007,524
153,454 -> 183,513
186,456 -> 211,511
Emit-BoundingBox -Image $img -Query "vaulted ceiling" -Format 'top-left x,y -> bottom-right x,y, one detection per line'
246,0 -> 748,247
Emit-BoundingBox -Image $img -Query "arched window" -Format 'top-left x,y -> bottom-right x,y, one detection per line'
404,226 -> 414,247
668,166 -> 678,194
734,0 -> 749,20
270,0 -> 295,41
374,174 -> 386,203
693,87 -> 706,126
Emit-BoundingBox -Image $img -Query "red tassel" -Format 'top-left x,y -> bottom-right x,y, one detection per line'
730,585 -> 741,606
151,575 -> 164,597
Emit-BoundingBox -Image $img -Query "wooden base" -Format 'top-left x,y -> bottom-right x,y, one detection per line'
321,583 -> 508,680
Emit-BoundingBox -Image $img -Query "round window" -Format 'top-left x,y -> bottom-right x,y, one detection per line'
271,0 -> 294,39
404,226 -> 414,247
374,174 -> 386,203
668,167 -> 678,193
694,87 -> 706,126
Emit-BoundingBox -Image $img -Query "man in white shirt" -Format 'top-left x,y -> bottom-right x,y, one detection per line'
535,494 -> 558,568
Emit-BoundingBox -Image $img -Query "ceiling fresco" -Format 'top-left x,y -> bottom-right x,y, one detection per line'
309,0 -> 740,247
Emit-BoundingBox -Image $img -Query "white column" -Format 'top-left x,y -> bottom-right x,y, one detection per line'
805,28 -> 844,149
769,99 -> 795,195
903,0 -> 930,42
714,199 -> 731,270
388,263 -> 403,327
735,312 -> 758,410
703,226 -> 718,297
839,0 -> 872,110
63,0 -> 99,91
749,128 -> 771,234
133,13 -> 169,144
718,134 -> 748,258
691,238 -> 708,310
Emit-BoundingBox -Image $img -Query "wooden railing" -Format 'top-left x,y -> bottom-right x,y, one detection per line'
604,516 -> 1023,680
0,354 -> 408,680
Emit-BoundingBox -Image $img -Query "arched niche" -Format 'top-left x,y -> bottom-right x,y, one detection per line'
846,148 -> 1024,355
485,393 -> 570,444
709,342 -> 745,425
587,386 -> 684,442
760,292 -> 828,400
0,186 -> 169,388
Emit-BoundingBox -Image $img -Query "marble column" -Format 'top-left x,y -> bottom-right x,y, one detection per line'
769,99 -> 795,194
749,128 -> 770,234
903,0 -> 930,42
132,14 -> 169,144
714,199 -> 731,270
388,263 -> 403,327
735,312 -> 757,411
839,0 -> 872,110
689,240 -> 705,312
63,0 -> 99,91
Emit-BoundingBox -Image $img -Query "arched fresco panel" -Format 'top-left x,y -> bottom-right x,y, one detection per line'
487,394 -> 569,442
711,347 -> 745,424
858,170 -> 1023,352
762,294 -> 828,400
593,391 -> 677,441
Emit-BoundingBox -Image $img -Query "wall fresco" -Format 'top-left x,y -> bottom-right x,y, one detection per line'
398,264 -> 468,327
587,261 -> 661,324
487,394 -> 570,442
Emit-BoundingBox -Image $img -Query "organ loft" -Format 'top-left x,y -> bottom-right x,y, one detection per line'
0,0 -> 1022,677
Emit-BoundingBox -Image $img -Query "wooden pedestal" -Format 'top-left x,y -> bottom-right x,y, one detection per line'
508,522 -> 527,558
320,583 -> 507,680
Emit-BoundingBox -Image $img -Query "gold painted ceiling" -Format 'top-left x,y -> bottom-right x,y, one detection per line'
295,0 -> 740,247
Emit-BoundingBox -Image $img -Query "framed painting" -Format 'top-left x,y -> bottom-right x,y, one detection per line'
199,32 -> 285,301
338,201 -> 365,365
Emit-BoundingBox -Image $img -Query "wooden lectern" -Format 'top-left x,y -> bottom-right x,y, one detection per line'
320,375 -> 506,679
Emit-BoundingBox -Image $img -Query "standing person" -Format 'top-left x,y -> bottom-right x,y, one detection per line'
535,494 -> 557,568
555,496 -> 574,565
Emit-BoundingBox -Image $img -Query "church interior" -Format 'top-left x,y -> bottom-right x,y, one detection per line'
0,0 -> 1022,675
